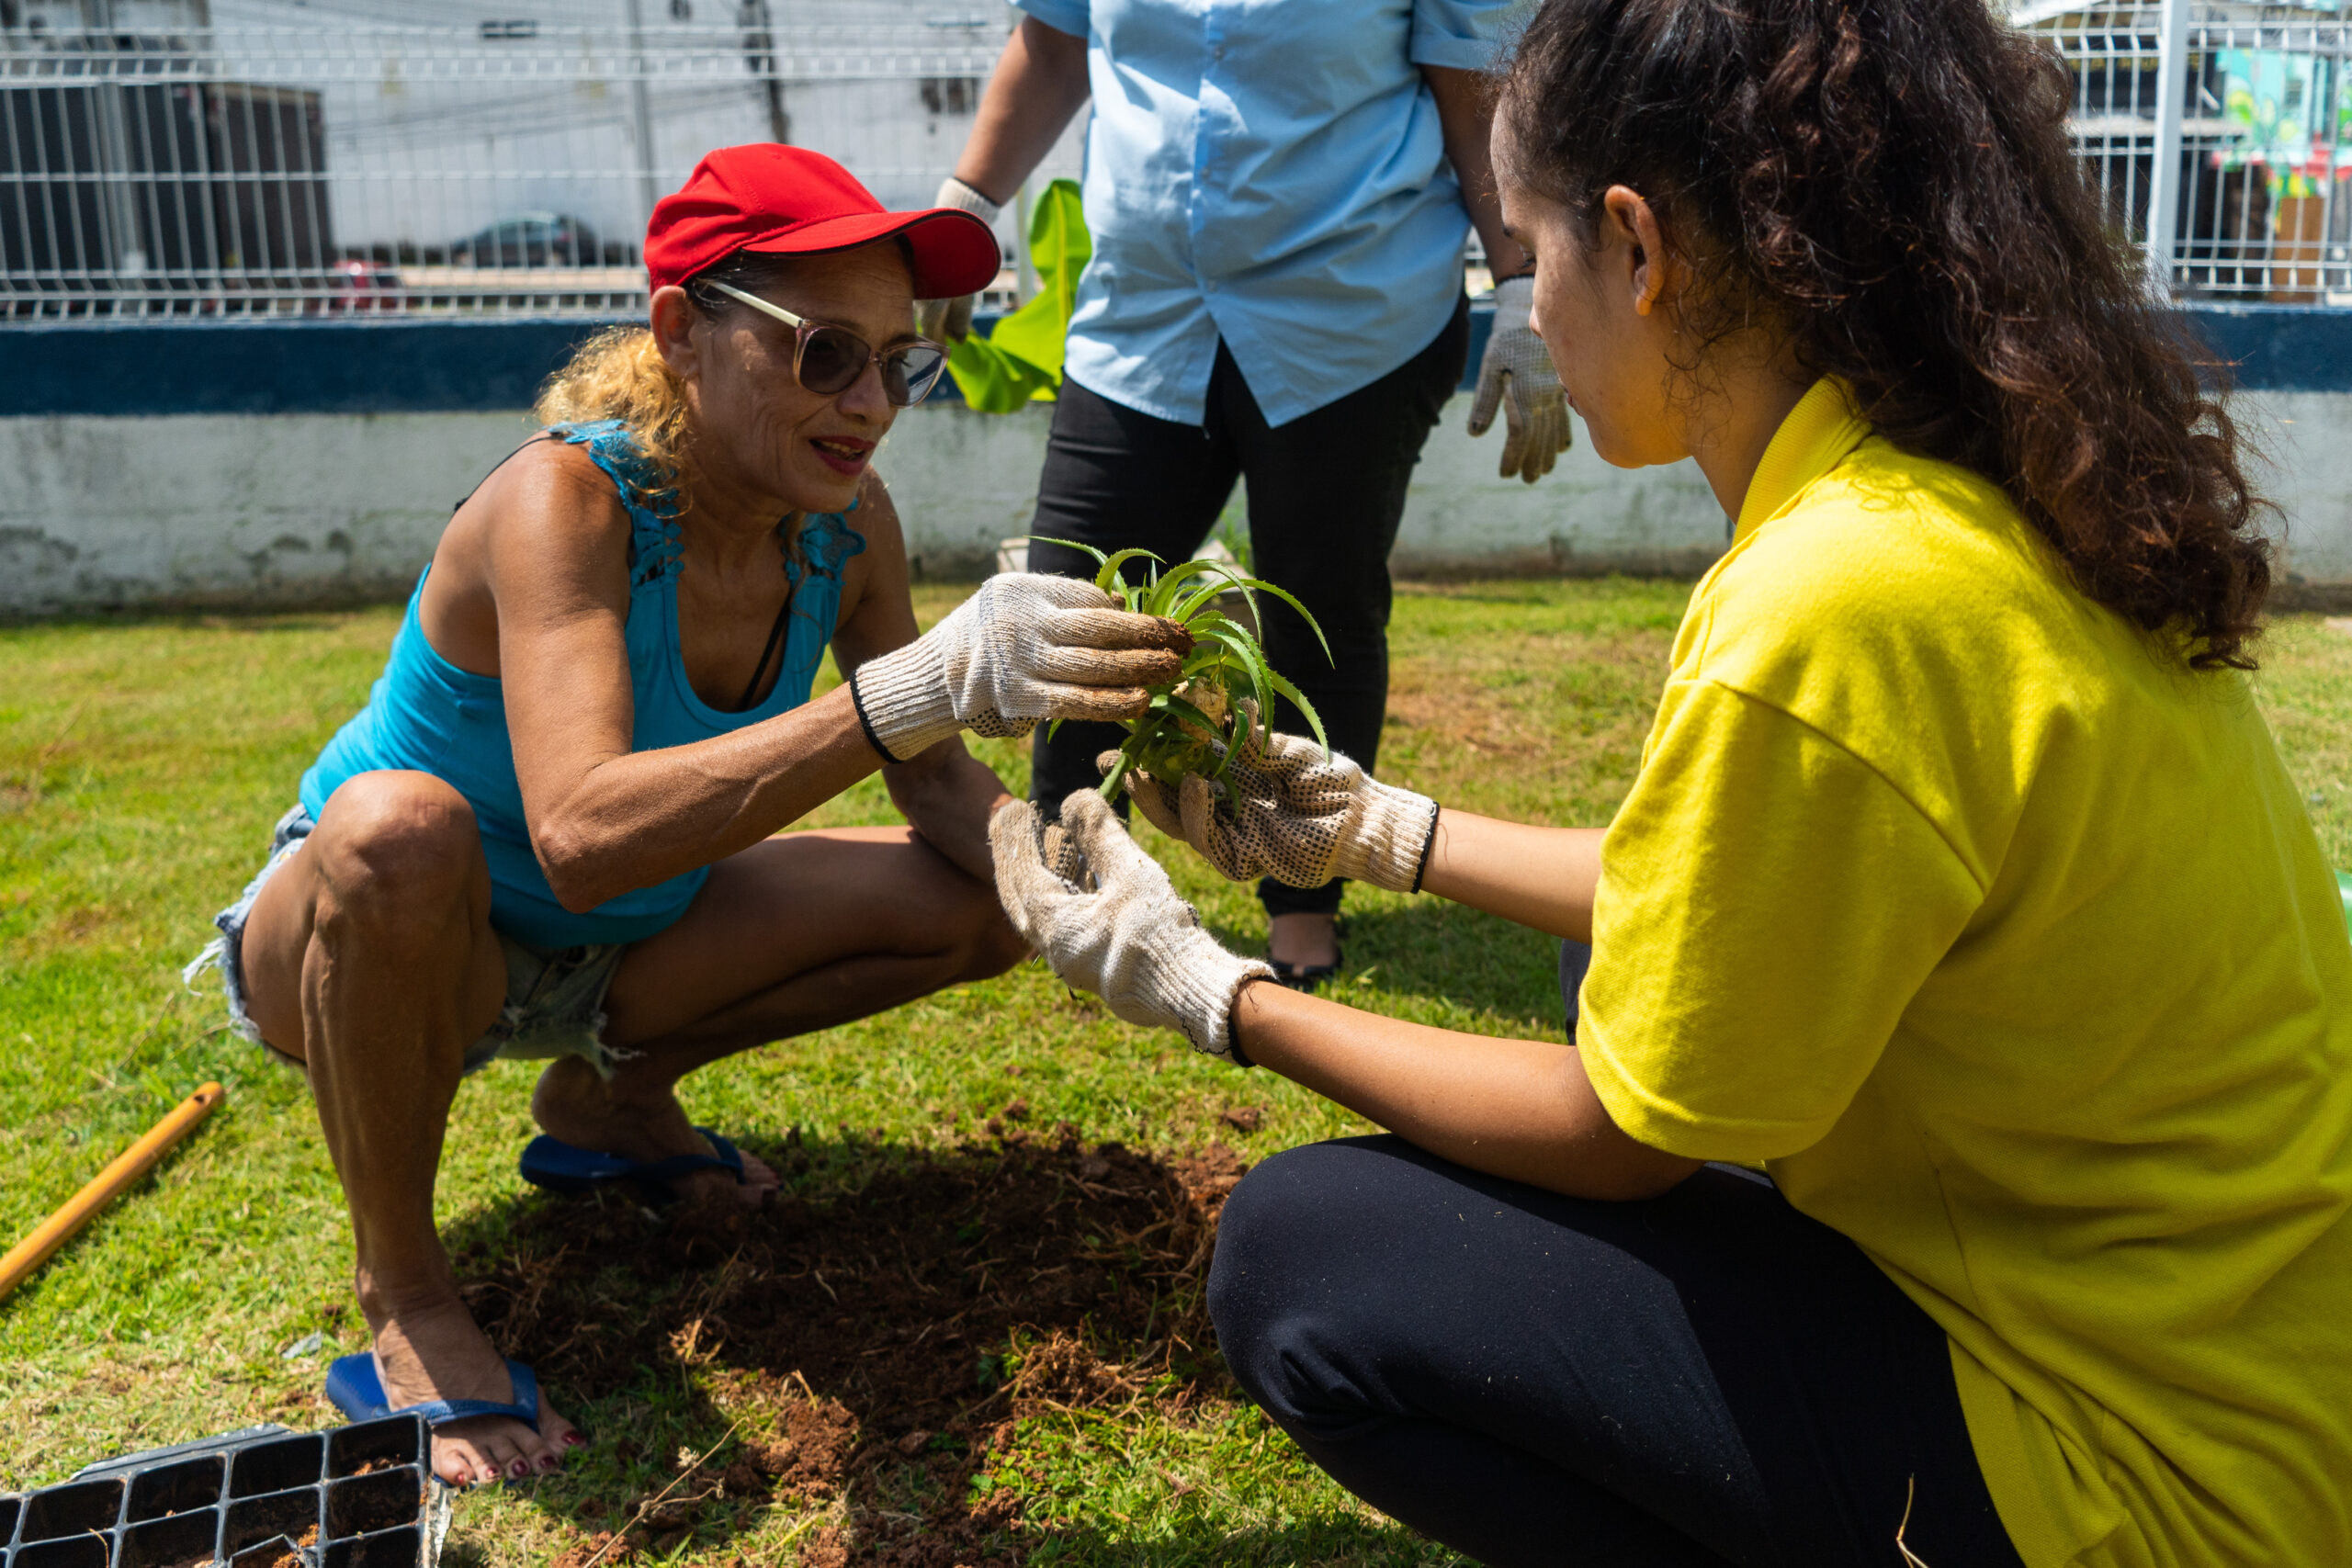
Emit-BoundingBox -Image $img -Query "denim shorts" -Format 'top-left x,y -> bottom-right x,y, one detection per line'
185,804 -> 631,1077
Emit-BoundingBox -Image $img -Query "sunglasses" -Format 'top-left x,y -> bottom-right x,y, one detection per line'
702,278 -> 949,408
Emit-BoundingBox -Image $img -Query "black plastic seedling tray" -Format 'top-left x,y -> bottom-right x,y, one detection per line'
1,1416 -> 449,1568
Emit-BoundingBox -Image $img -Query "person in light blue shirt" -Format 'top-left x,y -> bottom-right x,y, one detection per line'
926,0 -> 1567,986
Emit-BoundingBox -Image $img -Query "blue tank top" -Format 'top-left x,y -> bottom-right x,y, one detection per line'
300,420 -> 866,948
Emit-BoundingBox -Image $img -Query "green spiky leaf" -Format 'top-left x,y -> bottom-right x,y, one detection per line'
1229,577 -> 1333,667
1034,539 -> 1328,810
1092,547 -> 1164,598
1262,668 -> 1330,758
1027,536 -> 1107,569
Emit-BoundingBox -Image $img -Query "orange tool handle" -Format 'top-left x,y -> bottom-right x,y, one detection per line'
0,1082 -> 226,1302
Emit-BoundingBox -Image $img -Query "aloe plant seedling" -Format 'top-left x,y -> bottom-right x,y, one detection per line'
1032,538 -> 1330,800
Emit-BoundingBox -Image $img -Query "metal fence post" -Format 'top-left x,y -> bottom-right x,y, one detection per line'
81,0 -> 153,294
1012,180 -> 1036,305
2143,0 -> 2191,298
624,0 -> 662,229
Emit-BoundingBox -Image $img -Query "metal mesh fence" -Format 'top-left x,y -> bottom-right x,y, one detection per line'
2,0 -> 2344,321
2019,0 -> 2345,300
0,2 -> 1078,318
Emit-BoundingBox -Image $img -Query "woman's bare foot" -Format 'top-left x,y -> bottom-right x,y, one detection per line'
365,1287 -> 582,1486
528,1057 -> 779,1207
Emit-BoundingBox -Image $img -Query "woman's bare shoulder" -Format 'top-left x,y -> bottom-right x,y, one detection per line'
472,434 -> 631,542
435,434 -> 636,626
840,467 -> 909,586
849,466 -> 905,548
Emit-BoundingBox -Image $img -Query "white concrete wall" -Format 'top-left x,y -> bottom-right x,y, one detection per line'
5,389 -> 2348,615
0,412 -> 539,614
2244,392 -> 2352,588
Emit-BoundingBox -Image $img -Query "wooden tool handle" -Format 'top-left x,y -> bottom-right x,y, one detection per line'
0,1082 -> 226,1302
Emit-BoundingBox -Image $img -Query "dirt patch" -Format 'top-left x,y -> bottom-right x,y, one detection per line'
549,1529 -> 631,1568
456,1134 -> 1250,1563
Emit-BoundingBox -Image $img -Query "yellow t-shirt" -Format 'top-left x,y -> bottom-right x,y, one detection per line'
1581,378 -> 2352,1568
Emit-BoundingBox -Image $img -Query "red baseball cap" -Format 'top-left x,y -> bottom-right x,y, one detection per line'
645,144 -> 1000,298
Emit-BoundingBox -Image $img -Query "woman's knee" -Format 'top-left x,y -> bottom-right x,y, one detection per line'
311,773 -> 485,942
925,854 -> 1026,980
1209,1139 -> 1392,1411
959,896 -> 1029,981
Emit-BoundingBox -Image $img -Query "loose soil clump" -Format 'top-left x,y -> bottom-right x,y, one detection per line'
458,1133 -> 1250,1563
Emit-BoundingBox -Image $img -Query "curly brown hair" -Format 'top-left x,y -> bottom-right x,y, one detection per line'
1498,0 -> 2275,667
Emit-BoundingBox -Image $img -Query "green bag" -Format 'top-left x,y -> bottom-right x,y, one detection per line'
945,179 -> 1090,413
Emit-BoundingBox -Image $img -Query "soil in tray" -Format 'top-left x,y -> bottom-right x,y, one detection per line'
261,1523 -> 319,1568
459,1130 -> 1250,1566
326,1472 -> 417,1538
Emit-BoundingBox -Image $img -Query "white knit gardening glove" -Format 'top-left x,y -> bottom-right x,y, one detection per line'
850,574 -> 1187,762
1468,276 -> 1571,484
1107,705 -> 1441,895
915,176 -> 1001,342
991,791 -> 1275,1064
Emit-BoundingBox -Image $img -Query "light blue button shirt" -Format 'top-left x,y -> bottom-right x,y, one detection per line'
1014,0 -> 1511,428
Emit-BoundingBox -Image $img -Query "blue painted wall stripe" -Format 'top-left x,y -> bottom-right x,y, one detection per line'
1,304 -> 2345,419
2171,304 -> 2352,397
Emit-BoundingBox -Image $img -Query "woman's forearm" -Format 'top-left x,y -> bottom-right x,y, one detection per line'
1419,810 -> 1605,942
954,17 -> 1091,204
886,741 -> 1013,885
531,684 -> 880,910
1232,983 -> 1698,1200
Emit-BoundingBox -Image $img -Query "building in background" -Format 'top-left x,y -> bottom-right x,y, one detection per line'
1,0 -> 1068,315
2023,0 -> 2347,303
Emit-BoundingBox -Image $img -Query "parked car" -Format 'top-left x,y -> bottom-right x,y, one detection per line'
324,258 -> 406,311
448,212 -> 602,267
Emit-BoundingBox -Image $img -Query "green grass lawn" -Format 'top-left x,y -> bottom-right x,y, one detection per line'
3,582 -> 2347,1567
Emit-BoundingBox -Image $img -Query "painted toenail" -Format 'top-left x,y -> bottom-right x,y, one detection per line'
509,1460 -> 529,1478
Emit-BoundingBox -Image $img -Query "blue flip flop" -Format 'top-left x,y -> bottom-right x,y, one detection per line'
324,1352 -> 540,1431
517,1126 -> 746,1202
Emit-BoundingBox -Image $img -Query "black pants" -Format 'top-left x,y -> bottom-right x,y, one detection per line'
1210,1145 -> 2026,1566
1026,297 -> 1471,919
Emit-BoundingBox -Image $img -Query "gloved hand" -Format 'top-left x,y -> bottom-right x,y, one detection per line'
1104,704 -> 1441,895
1468,276 -> 1572,484
991,791 -> 1275,1063
850,574 -> 1187,762
914,176 -> 1001,342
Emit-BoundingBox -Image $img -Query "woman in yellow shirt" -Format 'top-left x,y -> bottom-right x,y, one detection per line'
988,0 -> 2352,1562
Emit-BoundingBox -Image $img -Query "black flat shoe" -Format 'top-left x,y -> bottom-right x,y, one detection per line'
1267,946 -> 1343,992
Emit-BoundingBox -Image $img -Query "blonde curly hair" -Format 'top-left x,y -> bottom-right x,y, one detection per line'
533,323 -> 696,512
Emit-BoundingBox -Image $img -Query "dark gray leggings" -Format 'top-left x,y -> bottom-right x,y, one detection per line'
1209,1140 -> 2026,1567
1207,942 -> 2026,1566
